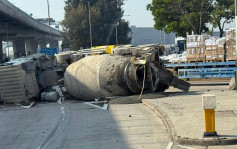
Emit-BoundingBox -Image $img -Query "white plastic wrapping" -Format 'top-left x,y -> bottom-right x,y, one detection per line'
161,51 -> 188,63
216,37 -> 226,47
226,28 -> 235,40
187,34 -> 210,42
187,42 -> 198,48
205,37 -> 219,46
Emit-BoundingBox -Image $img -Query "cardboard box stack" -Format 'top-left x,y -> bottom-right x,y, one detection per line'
205,37 -> 219,62
187,35 -> 207,62
216,37 -> 226,62
226,29 -> 236,61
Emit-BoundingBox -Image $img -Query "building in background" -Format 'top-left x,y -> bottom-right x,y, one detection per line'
36,18 -> 63,51
130,26 -> 175,46
2,42 -> 14,60
36,18 -> 60,31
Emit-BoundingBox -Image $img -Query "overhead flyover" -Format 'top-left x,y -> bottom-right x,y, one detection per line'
0,0 -> 63,62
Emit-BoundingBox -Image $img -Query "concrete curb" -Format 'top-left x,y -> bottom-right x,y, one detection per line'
142,99 -> 237,146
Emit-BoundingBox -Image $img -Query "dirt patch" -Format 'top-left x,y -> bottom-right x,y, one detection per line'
108,92 -> 167,104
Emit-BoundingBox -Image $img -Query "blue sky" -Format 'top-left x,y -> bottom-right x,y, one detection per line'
8,0 -> 154,27
122,0 -> 154,27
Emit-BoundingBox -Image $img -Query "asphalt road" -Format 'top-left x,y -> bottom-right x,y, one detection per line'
0,101 -> 170,149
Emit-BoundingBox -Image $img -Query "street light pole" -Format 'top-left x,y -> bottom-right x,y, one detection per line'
131,30 -> 134,46
81,1 -> 93,48
235,0 -> 237,86
47,0 -> 52,48
115,22 -> 119,45
235,0 -> 237,60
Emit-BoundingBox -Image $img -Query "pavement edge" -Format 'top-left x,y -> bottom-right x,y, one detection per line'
142,99 -> 237,146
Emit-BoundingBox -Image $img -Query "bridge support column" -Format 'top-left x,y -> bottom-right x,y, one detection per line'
0,38 -> 2,63
31,40 -> 38,54
25,40 -> 31,55
51,40 -> 59,48
13,38 -> 26,57
25,39 -> 38,55
53,40 -> 58,48
38,39 -> 46,49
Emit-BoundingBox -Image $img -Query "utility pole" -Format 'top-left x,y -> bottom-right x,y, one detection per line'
131,30 -> 134,46
235,0 -> 237,86
47,0 -> 52,48
164,30 -> 166,44
115,1 -> 126,45
88,1 -> 93,48
81,1 -> 93,48
235,0 -> 237,60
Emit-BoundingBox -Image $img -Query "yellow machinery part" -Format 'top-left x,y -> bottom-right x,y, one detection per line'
92,45 -> 116,54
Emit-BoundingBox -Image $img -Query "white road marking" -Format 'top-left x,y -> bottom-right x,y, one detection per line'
84,101 -> 108,110
61,107 -> 65,121
15,101 -> 35,109
166,142 -> 174,149
177,145 -> 196,149
37,145 -> 41,149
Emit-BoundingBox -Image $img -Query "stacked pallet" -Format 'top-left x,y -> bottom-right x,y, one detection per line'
216,38 -> 226,62
186,35 -> 227,63
205,37 -> 218,62
226,29 -> 236,61
186,35 -> 206,62
205,37 -> 225,62
183,29 -> 237,63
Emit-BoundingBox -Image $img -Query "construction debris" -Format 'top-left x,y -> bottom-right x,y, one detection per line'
41,91 -> 60,102
38,70 -> 59,88
0,54 -> 63,103
52,85 -> 65,104
0,55 -> 42,103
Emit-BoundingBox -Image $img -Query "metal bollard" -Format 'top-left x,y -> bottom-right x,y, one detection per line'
202,95 -> 217,137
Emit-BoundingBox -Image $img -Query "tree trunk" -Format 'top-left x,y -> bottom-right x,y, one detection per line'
218,23 -> 223,38
220,30 -> 223,38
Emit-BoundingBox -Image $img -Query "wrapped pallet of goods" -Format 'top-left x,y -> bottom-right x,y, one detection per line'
186,35 -> 207,62
226,29 -> 236,61
216,37 -> 226,62
205,37 -> 219,62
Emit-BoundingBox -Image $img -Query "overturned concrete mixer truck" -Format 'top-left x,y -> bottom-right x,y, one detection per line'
0,44 -> 190,103
64,44 -> 191,101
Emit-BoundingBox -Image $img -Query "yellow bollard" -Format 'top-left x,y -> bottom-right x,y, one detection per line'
202,95 -> 217,137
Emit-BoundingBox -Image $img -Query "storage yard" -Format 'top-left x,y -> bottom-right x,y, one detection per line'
161,29 -> 236,63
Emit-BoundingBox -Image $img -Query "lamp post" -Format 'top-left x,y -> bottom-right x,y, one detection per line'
235,0 -> 237,61
131,29 -> 134,46
81,1 -> 93,48
115,22 -> 119,45
235,0 -> 237,87
47,0 -> 52,48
